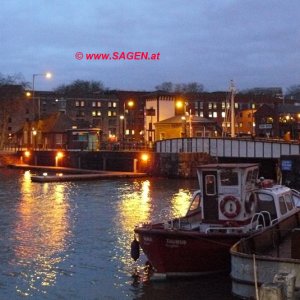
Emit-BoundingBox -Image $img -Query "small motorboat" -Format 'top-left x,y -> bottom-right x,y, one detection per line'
231,191 -> 300,299
133,163 -> 300,279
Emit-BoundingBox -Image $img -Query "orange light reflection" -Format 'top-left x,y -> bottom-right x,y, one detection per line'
12,173 -> 71,295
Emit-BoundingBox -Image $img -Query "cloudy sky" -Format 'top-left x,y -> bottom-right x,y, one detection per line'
1,0 -> 299,92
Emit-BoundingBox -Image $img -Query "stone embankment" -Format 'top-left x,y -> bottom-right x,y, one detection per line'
154,152 -> 216,178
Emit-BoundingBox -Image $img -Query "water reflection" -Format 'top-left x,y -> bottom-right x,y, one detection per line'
170,188 -> 192,217
11,172 -> 72,296
115,179 -> 195,288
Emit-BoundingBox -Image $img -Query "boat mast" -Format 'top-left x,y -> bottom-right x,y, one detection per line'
230,80 -> 236,138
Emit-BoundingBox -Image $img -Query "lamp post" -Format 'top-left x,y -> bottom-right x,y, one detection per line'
120,115 -> 124,147
124,100 -> 134,146
32,72 -> 52,120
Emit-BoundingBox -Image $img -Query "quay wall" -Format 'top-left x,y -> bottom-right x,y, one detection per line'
2,150 -> 279,179
153,152 -> 216,178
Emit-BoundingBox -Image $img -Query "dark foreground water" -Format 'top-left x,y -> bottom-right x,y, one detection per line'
0,168 -> 235,299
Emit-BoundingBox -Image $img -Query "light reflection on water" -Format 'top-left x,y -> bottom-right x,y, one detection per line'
12,170 -> 73,297
0,169 -> 235,300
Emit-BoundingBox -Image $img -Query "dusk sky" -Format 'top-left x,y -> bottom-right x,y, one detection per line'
1,0 -> 299,93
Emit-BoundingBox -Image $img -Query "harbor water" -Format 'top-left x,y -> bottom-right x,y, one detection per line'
0,168 -> 236,299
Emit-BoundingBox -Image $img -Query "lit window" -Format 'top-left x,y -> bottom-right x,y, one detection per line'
209,112 -> 212,118
112,102 -> 117,108
97,102 -> 101,107
213,112 -> 217,118
222,112 -> 226,118
108,102 -> 112,107
108,111 -> 112,116
222,102 -> 225,109
208,102 -> 212,109
92,102 -> 96,107
199,111 -> 204,117
92,111 -> 96,116
213,103 -> 217,109
97,111 -> 101,116
235,103 -> 238,109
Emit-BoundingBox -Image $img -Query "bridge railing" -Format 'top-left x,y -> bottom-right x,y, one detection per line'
155,137 -> 300,158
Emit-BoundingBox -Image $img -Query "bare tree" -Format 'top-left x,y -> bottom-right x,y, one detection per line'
55,79 -> 105,97
155,81 -> 204,93
155,81 -> 173,92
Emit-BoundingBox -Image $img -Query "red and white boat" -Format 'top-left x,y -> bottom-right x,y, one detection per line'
133,163 -> 300,279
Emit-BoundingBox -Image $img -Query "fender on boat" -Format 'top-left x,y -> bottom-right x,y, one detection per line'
131,237 -> 140,261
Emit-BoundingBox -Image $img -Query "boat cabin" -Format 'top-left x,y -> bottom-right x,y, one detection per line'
187,163 -> 260,224
185,163 -> 300,228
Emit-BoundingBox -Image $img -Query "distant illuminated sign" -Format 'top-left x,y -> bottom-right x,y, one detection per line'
281,160 -> 292,171
259,124 -> 272,129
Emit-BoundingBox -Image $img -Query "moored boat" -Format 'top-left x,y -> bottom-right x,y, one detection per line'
133,163 -> 300,279
230,192 -> 300,299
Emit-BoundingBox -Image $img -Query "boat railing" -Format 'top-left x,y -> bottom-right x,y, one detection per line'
159,208 -> 187,230
250,211 -> 272,230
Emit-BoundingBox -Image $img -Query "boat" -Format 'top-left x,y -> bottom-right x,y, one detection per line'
132,163 -> 300,279
230,188 -> 300,299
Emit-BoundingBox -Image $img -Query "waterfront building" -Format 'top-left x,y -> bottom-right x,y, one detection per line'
2,84 -> 300,151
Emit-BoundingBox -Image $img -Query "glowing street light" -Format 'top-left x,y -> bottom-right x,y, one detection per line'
55,151 -> 64,167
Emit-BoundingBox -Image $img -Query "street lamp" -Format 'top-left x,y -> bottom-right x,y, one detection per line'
32,72 -> 52,120
120,115 -> 124,145
124,100 -> 134,144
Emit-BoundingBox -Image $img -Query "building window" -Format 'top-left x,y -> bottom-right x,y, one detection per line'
92,111 -> 102,117
213,103 -> 217,109
208,102 -> 212,109
222,102 -> 225,109
199,102 -> 203,109
76,100 -> 85,107
108,111 -> 117,116
213,112 -> 217,118
199,111 -> 204,117
209,112 -> 212,118
108,102 -> 117,108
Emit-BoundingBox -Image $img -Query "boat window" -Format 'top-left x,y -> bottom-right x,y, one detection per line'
256,192 -> 277,218
220,170 -> 238,186
285,194 -> 294,211
205,175 -> 216,195
189,194 -> 201,211
279,196 -> 287,215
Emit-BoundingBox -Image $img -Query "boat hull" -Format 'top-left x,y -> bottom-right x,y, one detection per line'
230,211 -> 300,299
135,226 -> 245,276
